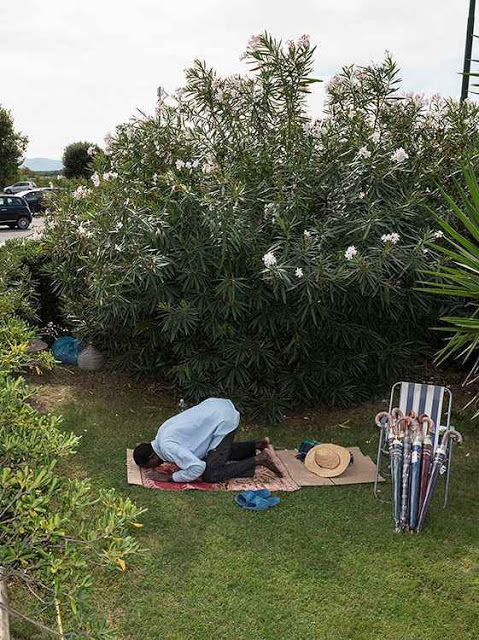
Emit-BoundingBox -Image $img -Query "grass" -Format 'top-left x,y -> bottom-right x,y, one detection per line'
11,368 -> 479,640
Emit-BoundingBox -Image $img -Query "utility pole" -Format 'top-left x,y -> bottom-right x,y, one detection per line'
461,0 -> 477,102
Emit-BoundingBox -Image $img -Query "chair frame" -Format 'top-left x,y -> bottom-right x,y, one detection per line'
373,381 -> 453,508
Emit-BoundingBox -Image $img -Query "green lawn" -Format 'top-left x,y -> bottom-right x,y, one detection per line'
13,370 -> 479,640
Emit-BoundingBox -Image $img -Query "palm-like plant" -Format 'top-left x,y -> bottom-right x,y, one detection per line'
421,165 -> 479,414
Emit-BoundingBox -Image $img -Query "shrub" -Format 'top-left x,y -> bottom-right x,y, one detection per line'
62,141 -> 100,179
45,34 -> 477,417
0,238 -> 63,325
0,241 -> 143,638
0,378 -> 144,639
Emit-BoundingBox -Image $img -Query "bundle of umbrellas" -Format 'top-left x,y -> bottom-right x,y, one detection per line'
375,409 -> 462,533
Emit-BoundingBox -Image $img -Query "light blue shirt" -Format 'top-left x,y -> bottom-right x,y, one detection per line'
151,398 -> 240,483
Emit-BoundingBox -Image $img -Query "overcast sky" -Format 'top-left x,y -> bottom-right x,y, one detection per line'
0,0 -> 473,159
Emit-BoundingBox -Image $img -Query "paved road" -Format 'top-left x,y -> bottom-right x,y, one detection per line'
0,216 -> 45,245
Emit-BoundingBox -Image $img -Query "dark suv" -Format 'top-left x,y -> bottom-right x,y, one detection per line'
0,194 -> 32,229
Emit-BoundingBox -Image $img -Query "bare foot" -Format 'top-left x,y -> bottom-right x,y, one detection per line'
257,449 -> 283,477
255,437 -> 271,451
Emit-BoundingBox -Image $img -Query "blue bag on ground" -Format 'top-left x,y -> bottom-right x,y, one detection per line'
52,337 -> 82,365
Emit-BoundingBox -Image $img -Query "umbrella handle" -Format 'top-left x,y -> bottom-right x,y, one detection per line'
418,415 -> 434,436
391,407 -> 403,420
375,411 -> 392,428
395,416 -> 411,437
442,428 -> 463,447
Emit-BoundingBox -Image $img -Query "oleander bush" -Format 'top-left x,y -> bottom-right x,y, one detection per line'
44,33 -> 478,417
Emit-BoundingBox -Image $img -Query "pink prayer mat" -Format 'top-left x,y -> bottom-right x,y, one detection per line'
126,446 -> 300,492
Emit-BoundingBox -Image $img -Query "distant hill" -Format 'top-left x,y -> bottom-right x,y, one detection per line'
22,157 -> 63,172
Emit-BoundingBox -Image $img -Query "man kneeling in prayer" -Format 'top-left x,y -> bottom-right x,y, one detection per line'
133,398 -> 282,483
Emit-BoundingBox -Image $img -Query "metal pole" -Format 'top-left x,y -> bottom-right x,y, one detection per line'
461,0 -> 477,102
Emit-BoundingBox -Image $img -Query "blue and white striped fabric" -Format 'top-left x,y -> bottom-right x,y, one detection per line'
396,382 -> 448,450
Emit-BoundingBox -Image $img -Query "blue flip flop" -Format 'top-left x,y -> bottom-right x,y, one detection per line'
235,489 -> 280,510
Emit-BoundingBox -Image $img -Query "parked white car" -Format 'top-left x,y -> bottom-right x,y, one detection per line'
3,180 -> 37,194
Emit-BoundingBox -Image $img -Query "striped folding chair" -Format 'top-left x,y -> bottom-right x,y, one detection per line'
374,381 -> 453,507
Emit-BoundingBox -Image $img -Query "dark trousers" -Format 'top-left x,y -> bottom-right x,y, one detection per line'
203,430 -> 257,483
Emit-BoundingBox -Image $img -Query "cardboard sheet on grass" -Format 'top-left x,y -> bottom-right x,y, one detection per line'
127,446 -> 383,492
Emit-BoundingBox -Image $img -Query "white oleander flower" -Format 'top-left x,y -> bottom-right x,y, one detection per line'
73,185 -> 89,200
345,246 -> 357,260
91,172 -> 100,187
359,191 -> 366,200
262,251 -> 277,268
87,145 -> 96,156
432,230 -> 444,239
303,230 -> 312,239
381,233 -> 400,245
358,146 -> 371,159
371,131 -> 381,144
391,147 -> 409,163
175,159 -> 185,170
295,267 -> 304,278
103,171 -> 118,181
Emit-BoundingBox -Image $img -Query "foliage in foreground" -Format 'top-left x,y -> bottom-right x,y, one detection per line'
0,240 -> 144,639
45,33 -> 477,417
421,166 -> 479,415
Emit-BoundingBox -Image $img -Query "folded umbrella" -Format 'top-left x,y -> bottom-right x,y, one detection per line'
408,421 -> 423,531
398,417 -> 412,531
418,415 -> 434,518
416,428 -> 462,532
389,420 -> 404,532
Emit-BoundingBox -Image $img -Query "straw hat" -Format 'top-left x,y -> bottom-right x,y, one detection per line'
304,443 -> 351,478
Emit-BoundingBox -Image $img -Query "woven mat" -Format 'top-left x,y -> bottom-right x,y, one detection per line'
126,447 -> 299,492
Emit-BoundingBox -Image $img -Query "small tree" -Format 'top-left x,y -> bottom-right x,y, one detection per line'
62,141 -> 100,179
0,105 -> 27,188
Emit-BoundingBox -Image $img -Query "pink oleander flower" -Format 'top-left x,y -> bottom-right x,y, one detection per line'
297,34 -> 310,48
247,35 -> 261,49
345,246 -> 357,260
